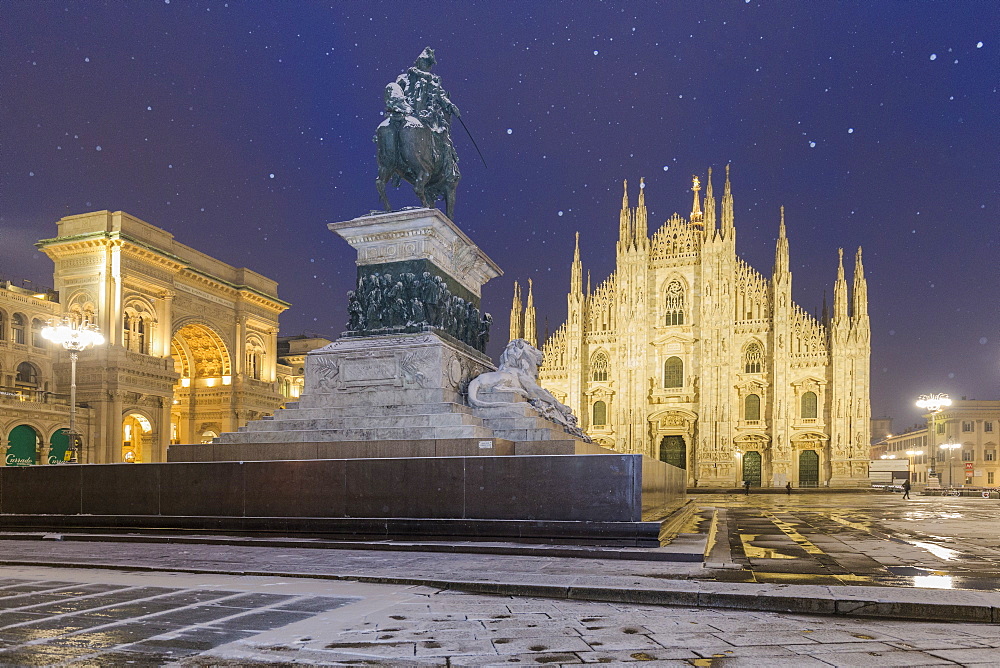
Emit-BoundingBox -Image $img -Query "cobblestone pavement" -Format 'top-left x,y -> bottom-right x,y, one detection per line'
0,566 -> 996,666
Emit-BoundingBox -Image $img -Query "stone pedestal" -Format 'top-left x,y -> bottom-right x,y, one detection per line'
211,208 -> 510,450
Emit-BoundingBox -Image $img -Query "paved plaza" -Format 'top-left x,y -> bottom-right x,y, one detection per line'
0,493 -> 997,665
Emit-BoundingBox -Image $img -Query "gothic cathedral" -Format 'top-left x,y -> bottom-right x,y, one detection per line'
513,167 -> 871,488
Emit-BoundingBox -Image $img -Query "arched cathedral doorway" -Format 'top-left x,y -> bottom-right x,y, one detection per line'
742,451 -> 762,486
659,436 -> 686,469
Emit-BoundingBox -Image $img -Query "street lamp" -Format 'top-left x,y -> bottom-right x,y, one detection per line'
939,443 -> 961,488
917,393 -> 951,480
41,317 -> 104,463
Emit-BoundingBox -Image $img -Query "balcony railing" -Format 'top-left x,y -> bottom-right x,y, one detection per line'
0,386 -> 69,406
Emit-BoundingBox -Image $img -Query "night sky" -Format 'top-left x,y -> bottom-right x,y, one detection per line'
1,2 -> 997,429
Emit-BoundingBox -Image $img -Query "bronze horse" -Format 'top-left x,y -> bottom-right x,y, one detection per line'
375,114 -> 459,220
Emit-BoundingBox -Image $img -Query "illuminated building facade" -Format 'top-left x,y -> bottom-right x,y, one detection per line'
522,168 -> 872,487
0,210 -> 293,465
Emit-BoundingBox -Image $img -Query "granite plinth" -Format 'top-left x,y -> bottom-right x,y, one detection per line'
0,454 -> 685,545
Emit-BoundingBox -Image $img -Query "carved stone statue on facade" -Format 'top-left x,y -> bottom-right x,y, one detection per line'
467,339 -> 591,442
375,48 -> 461,219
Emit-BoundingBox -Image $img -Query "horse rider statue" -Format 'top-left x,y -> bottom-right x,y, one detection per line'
375,48 -> 461,220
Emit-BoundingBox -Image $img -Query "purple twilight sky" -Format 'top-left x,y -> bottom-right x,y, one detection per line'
0,1 -> 997,429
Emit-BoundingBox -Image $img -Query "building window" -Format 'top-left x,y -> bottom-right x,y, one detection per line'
0,310 -> 5,340
11,313 -> 25,345
123,312 -> 151,354
664,357 -> 683,388
985,451 -> 995,462
986,422 -> 994,433
801,391 -> 818,419
989,471 -> 995,485
15,361 -> 38,385
665,280 -> 684,326
937,423 -> 945,434
246,338 -> 265,380
962,421 -> 973,432
591,353 -> 609,382
962,449 -> 974,462
30,319 -> 44,347
744,342 -> 763,374
744,394 -> 760,421
592,400 -> 607,427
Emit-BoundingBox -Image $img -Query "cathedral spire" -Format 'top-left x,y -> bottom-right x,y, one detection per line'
635,177 -> 648,248
852,246 -> 868,322
524,278 -> 537,347
773,206 -> 789,277
690,175 -> 703,228
721,163 -> 734,237
509,280 -> 523,342
587,270 -> 592,297
570,231 -> 583,295
833,248 -> 849,326
704,166 -> 717,234
618,179 -> 633,252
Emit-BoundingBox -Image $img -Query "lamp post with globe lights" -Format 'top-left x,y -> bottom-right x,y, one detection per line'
41,317 -> 105,463
916,393 -> 952,482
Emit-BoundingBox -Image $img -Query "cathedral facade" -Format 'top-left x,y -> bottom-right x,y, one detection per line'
517,167 -> 871,488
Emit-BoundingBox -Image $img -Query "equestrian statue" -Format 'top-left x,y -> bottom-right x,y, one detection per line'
375,48 -> 461,220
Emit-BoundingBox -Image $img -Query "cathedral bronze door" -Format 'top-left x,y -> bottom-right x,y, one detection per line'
799,450 -> 820,487
742,451 -> 762,486
659,436 -> 686,470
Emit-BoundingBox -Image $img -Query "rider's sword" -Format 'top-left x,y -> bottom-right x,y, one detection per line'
456,115 -> 488,169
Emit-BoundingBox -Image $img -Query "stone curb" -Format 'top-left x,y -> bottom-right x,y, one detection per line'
0,557 -> 995,625
0,531 -> 701,563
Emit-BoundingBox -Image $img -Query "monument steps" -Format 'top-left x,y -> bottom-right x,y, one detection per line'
272,402 -> 476,420
239,411 -> 483,432
214,424 -> 493,444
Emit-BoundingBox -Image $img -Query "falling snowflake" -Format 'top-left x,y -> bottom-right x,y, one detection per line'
848,128 -> 854,133
809,141 -> 816,148
980,337 -> 988,345
506,128 -> 512,135
95,146 -> 102,151
977,41 -> 984,48
593,50 -> 599,56
929,53 -> 937,60
557,211 -> 564,216
269,173 -> 275,178
662,165 -> 669,171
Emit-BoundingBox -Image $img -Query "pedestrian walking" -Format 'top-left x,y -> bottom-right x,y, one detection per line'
743,480 -> 751,495
902,479 -> 911,500
785,481 -> 792,495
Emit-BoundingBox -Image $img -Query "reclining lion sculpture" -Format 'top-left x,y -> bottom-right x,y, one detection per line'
467,338 -> 591,442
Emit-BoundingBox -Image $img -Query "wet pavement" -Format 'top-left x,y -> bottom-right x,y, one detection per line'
0,565 -> 997,666
0,493 -> 997,663
703,493 -> 1000,591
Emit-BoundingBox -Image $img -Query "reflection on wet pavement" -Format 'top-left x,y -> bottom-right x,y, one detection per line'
0,577 -> 352,665
702,492 -> 1000,592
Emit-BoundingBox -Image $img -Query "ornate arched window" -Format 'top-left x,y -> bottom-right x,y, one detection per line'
31,319 -> 44,347
16,361 -> 38,385
246,337 -> 265,380
591,352 -> 609,382
122,302 -> 153,354
592,400 -> 607,427
665,280 -> 685,326
744,342 -> 764,374
745,394 -> 761,421
0,310 -> 7,341
801,391 -> 818,419
664,356 -> 683,388
11,313 -> 26,345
